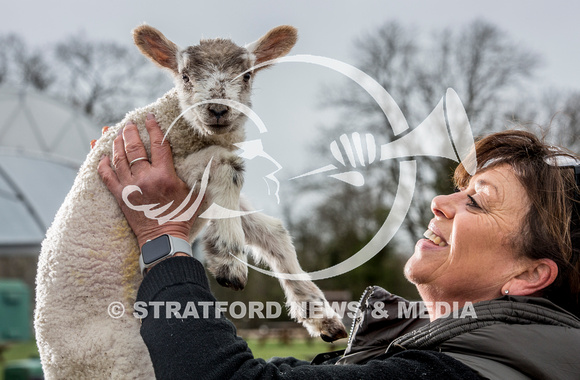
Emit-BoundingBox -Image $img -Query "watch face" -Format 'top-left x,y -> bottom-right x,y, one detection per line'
142,235 -> 172,264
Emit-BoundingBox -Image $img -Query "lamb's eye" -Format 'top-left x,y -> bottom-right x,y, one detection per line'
182,74 -> 190,83
243,72 -> 252,82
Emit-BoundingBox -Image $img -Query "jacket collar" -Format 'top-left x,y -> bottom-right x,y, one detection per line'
337,286 -> 580,365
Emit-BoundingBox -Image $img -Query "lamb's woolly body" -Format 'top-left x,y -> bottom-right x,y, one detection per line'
35,25 -> 346,379
36,89 -> 250,378
35,90 -> 200,379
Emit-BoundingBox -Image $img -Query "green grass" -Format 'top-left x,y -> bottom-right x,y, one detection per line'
0,338 -> 345,378
0,341 -> 41,380
245,337 -> 345,362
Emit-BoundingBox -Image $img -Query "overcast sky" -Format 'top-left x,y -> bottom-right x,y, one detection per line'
4,0 -> 580,88
3,0 -> 580,219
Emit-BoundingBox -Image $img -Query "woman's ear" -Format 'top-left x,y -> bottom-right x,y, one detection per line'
503,259 -> 558,296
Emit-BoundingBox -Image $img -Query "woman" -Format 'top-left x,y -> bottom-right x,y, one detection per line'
99,116 -> 580,379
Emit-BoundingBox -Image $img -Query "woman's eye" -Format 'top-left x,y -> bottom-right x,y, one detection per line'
182,74 -> 190,83
466,194 -> 481,209
243,72 -> 251,82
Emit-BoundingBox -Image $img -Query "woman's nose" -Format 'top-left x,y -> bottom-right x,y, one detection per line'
431,193 -> 457,219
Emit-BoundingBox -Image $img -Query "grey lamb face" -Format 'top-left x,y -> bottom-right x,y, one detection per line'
176,40 -> 254,136
133,24 -> 298,137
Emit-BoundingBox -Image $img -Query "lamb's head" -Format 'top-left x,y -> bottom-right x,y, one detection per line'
133,25 -> 297,136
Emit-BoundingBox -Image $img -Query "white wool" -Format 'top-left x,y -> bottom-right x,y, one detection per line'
35,92 -> 185,379
35,25 -> 345,379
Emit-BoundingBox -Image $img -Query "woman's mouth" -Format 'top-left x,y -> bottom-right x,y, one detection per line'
423,229 -> 448,247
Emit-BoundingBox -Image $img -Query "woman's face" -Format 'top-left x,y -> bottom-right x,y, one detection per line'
405,164 -> 530,303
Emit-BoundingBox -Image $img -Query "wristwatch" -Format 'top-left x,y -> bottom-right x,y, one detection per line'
139,234 -> 193,275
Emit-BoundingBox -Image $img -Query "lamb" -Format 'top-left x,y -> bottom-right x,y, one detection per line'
34,25 -> 347,379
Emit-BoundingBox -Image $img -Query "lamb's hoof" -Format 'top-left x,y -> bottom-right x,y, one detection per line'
216,276 -> 246,291
320,334 -> 335,343
320,321 -> 348,342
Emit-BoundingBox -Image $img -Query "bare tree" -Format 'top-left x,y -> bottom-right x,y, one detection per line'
289,19 -> 542,275
0,34 -> 55,90
0,36 -> 11,84
52,33 -> 171,125
508,89 -> 580,152
431,20 -> 539,131
552,92 -> 580,152
0,32 -> 171,126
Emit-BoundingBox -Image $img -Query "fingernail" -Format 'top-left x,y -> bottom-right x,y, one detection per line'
117,127 -> 124,136
90,139 -> 96,149
100,154 -> 106,160
147,112 -> 155,120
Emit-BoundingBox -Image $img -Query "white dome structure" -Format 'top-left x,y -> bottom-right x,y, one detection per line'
0,86 -> 99,255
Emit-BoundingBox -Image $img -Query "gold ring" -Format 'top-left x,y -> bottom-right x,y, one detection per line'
129,157 -> 149,167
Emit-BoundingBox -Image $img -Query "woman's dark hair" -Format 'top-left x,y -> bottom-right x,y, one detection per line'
454,130 -> 580,316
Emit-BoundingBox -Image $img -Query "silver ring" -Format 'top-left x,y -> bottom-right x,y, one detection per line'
129,157 -> 149,167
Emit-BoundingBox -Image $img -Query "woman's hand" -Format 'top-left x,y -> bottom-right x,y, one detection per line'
98,113 -> 196,248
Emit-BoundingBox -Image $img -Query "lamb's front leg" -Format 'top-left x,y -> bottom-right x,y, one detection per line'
200,155 -> 248,291
239,198 -> 348,342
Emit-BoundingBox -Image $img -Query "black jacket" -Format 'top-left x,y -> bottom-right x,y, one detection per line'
335,286 -> 580,379
137,257 -> 480,379
138,257 -> 580,379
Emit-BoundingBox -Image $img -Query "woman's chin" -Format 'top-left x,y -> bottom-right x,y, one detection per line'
404,239 -> 449,284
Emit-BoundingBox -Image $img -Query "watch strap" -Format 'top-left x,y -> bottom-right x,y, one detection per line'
170,236 -> 193,257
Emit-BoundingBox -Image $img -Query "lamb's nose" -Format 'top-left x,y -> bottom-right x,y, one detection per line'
208,104 -> 229,120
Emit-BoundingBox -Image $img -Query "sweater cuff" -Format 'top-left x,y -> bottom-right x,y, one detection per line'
137,256 -> 210,302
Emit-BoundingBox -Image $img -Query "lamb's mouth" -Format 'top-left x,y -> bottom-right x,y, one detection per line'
205,123 -> 232,134
423,229 -> 448,247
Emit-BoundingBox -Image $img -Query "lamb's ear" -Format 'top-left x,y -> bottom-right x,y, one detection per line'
133,25 -> 179,73
246,25 -> 298,69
